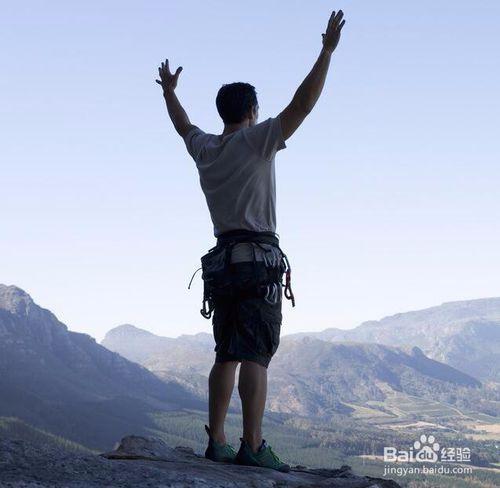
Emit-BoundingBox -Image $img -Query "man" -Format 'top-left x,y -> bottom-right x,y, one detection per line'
156,10 -> 346,472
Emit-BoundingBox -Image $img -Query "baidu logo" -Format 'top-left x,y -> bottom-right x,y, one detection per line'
384,434 -> 470,464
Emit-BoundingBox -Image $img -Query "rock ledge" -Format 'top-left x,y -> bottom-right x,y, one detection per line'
0,435 -> 401,487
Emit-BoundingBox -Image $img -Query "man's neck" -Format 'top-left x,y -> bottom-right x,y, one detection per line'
221,120 -> 250,137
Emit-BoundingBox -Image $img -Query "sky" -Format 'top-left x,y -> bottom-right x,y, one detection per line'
1,1 -> 499,342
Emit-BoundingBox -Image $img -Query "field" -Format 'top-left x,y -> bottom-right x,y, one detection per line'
346,389 -> 500,442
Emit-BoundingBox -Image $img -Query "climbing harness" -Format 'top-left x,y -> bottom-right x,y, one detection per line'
188,230 -> 295,319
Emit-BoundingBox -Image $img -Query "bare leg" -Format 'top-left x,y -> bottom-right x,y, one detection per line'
208,361 -> 239,444
238,360 -> 267,452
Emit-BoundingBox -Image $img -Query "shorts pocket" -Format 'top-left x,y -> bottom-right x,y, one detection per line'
212,298 -> 233,353
259,302 -> 282,357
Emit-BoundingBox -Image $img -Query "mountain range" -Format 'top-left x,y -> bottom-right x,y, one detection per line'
0,284 -> 202,450
102,322 -> 496,418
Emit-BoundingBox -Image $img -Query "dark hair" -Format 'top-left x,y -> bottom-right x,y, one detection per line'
216,82 -> 258,124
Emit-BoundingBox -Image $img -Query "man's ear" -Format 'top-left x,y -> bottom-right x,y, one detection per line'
250,105 -> 258,122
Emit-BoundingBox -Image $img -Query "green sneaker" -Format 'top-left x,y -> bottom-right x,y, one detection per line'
235,438 -> 290,472
204,425 -> 237,463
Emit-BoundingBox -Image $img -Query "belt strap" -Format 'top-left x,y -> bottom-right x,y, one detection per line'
216,229 -> 279,248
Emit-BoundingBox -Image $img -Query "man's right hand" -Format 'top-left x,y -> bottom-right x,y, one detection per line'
322,10 -> 346,54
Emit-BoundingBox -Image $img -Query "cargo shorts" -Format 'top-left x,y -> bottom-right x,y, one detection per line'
212,261 -> 282,368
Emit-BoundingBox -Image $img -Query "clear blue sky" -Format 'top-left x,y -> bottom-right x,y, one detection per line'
2,1 -> 499,341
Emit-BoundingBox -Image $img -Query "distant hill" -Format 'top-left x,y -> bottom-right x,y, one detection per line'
102,324 -> 213,374
0,285 -> 203,450
102,324 -> 494,418
102,324 -> 214,400
286,298 -> 500,382
270,338 -> 485,417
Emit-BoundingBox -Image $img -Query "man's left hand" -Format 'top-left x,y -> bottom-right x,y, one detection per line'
156,58 -> 183,94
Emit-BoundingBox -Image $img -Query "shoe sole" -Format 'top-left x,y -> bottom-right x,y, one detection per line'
205,455 -> 236,463
235,454 -> 290,472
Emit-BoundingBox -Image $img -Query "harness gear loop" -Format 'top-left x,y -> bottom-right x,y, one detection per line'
200,297 -> 214,319
281,253 -> 295,307
187,267 -> 202,289
284,269 -> 295,306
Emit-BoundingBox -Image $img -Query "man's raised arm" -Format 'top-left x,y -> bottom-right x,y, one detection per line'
279,10 -> 346,140
156,59 -> 197,138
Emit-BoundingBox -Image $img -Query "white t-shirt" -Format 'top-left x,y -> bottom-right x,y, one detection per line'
184,116 -> 286,238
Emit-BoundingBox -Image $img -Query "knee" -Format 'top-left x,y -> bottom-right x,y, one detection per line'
210,360 -> 239,381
